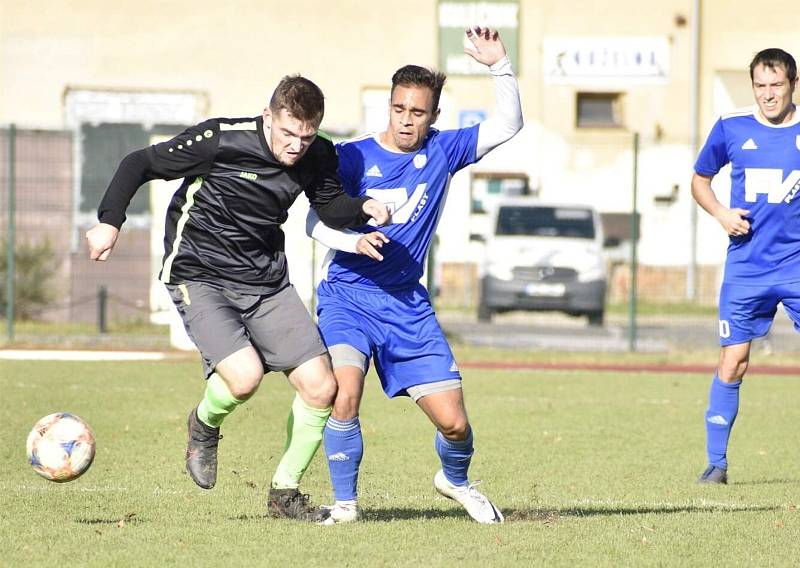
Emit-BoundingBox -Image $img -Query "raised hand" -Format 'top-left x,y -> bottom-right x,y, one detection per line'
463,26 -> 507,67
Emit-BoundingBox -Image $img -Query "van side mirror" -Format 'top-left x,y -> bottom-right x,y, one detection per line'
469,233 -> 486,243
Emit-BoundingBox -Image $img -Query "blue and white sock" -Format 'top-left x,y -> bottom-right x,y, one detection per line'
435,429 -> 474,486
705,374 -> 742,469
324,416 -> 363,502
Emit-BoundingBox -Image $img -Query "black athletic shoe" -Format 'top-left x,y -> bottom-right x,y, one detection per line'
697,465 -> 728,484
186,408 -> 222,489
267,488 -> 329,522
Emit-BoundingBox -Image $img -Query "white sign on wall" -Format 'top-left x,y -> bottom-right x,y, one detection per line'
543,37 -> 669,85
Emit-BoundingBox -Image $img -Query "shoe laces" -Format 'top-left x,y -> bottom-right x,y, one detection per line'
192,429 -> 222,446
283,490 -> 313,510
463,480 -> 490,504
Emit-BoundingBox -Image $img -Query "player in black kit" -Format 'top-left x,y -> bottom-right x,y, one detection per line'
86,75 -> 389,521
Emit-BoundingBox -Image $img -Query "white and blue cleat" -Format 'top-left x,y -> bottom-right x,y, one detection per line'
434,469 -> 504,524
318,501 -> 360,525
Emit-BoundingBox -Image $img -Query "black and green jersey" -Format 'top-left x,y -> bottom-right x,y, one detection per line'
98,116 -> 370,295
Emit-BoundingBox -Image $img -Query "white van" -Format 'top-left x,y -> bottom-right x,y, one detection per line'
476,199 -> 607,325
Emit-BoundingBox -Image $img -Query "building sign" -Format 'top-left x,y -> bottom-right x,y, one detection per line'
64,89 -> 206,128
543,37 -> 669,85
438,1 -> 519,76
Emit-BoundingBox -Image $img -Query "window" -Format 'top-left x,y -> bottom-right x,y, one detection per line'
576,92 -> 623,128
80,123 -> 154,215
470,173 -> 531,214
496,206 -> 596,239
64,88 -> 206,225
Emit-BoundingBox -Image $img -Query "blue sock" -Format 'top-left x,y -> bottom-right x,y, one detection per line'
324,416 -> 363,502
705,374 -> 742,469
435,429 -> 474,486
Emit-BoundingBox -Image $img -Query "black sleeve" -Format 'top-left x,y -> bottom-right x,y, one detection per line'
97,120 -> 220,228
303,137 -> 371,230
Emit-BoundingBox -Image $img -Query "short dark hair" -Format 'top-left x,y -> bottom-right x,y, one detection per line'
391,65 -> 447,112
269,75 -> 325,125
749,48 -> 797,83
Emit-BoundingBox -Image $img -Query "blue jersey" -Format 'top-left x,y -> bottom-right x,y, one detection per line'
322,125 -> 480,289
694,107 -> 800,285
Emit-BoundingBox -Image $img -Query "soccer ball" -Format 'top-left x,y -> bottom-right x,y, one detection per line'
26,412 -> 96,482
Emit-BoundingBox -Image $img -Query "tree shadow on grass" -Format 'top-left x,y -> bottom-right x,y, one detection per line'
227,513 -> 269,522
224,502 -> 782,524
730,478 -> 800,486
76,513 -> 142,526
225,508 -> 475,523
503,503 -> 781,523
362,508 -> 472,522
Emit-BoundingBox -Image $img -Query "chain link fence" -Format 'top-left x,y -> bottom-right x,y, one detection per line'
2,125 -> 751,353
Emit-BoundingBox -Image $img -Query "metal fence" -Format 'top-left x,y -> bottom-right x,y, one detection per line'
0,126 -> 157,339
3,124 -> 773,354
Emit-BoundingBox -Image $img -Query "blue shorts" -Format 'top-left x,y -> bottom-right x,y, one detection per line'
316,280 -> 460,398
718,280 -> 800,346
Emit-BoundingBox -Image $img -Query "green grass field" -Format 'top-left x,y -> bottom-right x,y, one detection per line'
1,354 -> 798,567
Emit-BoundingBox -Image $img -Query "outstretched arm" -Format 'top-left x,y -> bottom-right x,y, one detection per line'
88,120 -> 218,261
305,138 -> 389,228
305,208 -> 390,261
463,27 -> 523,158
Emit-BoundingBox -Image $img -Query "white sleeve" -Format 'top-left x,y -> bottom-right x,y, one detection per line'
305,208 -> 362,253
476,56 -> 524,159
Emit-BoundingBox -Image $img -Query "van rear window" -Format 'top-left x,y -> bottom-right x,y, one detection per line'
496,206 -> 595,239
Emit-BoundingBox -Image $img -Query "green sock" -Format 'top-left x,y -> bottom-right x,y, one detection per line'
196,373 -> 243,428
271,394 -> 331,489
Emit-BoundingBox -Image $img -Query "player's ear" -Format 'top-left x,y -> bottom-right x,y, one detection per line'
432,108 -> 441,124
262,107 -> 272,128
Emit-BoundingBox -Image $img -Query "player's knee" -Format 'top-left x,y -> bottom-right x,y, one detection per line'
216,348 -> 264,399
299,371 -> 338,408
719,357 -> 748,382
438,416 -> 470,441
332,390 -> 361,419
224,372 -> 262,400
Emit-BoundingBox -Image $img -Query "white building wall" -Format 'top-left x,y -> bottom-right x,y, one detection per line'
5,0 -> 800,307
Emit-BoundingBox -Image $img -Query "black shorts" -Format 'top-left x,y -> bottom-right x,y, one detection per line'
166,282 -> 327,378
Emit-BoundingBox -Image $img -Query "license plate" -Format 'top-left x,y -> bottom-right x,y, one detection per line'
525,283 -> 566,297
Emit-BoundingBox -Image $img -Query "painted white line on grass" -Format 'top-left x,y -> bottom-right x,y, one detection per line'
0,350 -> 166,361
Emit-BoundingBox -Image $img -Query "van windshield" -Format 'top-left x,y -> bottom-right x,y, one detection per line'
496,206 -> 595,239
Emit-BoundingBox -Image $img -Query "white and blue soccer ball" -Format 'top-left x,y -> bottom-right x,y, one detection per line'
26,412 -> 95,482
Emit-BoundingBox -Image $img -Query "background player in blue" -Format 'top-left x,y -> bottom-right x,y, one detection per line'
305,27 -> 523,523
692,48 -> 800,484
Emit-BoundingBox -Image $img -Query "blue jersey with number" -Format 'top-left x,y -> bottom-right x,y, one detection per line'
322,126 -> 480,289
694,107 -> 800,285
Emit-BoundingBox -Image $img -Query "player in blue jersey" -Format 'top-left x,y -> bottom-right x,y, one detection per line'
692,48 -> 800,484
305,27 -> 523,523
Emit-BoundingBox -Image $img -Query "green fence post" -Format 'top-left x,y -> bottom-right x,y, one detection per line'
97,285 -> 108,335
6,124 -> 16,342
628,132 -> 640,352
